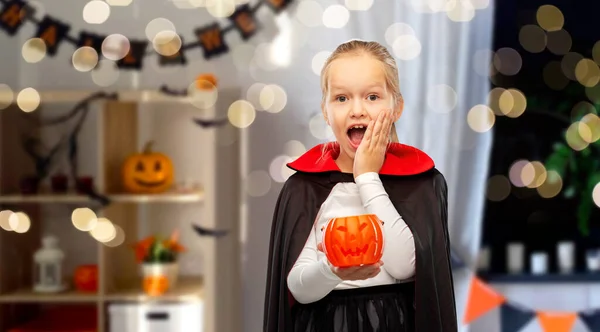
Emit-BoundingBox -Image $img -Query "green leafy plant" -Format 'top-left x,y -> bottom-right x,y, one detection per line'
544,123 -> 600,237
132,230 -> 186,264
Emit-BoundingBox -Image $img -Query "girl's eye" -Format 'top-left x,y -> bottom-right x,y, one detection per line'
368,95 -> 379,101
336,96 -> 347,102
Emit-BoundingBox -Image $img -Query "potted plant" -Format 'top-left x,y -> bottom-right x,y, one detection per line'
132,229 -> 185,288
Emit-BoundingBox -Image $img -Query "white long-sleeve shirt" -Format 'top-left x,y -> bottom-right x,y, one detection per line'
287,172 -> 416,304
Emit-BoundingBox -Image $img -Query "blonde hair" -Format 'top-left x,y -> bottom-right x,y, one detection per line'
321,40 -> 402,143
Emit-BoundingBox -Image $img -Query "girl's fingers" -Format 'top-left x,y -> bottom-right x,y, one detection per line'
369,112 -> 385,149
362,120 -> 375,145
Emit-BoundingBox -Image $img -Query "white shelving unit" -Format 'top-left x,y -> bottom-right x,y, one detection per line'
0,89 -> 243,332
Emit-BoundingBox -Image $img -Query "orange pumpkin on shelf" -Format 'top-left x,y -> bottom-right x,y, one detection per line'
122,141 -> 174,194
321,214 -> 385,268
143,275 -> 169,296
73,265 -> 98,293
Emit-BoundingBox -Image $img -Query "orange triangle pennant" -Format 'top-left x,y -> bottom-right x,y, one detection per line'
537,311 -> 577,332
463,277 -> 506,324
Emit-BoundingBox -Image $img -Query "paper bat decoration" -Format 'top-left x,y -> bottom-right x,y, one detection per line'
192,224 -> 228,237
193,118 -> 229,128
159,85 -> 188,96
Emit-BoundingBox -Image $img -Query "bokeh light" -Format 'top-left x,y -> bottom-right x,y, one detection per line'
427,84 -> 458,113
72,207 -> 98,231
593,183 -> 600,208
537,170 -> 563,199
0,84 -> 14,110
102,34 -> 130,61
322,5 -> 349,28
546,29 -> 572,55
0,210 -> 14,231
296,0 -> 323,27
575,58 -> 600,87
467,105 -> 495,133
344,0 -> 373,11
17,87 -> 40,112
9,212 -> 31,233
245,170 -> 272,197
228,100 -> 256,128
22,38 -> 46,63
498,88 -> 527,118
519,25 -> 546,53
83,0 -> 110,24
486,175 -> 511,202
493,48 -> 522,76
72,47 -> 99,72
509,159 -> 529,187
536,5 -> 564,32
91,60 -> 120,87
206,0 -> 235,18
90,218 -> 116,243
392,34 -> 422,61
312,51 -> 331,76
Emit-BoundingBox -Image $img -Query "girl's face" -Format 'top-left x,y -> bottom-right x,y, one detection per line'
322,54 -> 403,164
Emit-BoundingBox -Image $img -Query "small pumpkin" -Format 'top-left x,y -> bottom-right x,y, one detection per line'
195,73 -> 218,90
143,275 -> 169,296
321,214 -> 385,268
122,141 -> 174,194
73,265 -> 98,293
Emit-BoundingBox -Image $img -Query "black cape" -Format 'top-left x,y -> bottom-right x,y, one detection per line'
263,142 -> 458,332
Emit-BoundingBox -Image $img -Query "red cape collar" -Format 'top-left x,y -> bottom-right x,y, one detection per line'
286,142 -> 435,176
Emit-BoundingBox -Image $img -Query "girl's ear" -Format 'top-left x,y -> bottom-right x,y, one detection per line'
393,97 -> 404,122
321,103 -> 330,125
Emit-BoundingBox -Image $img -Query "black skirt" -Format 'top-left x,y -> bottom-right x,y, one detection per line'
291,282 -> 415,332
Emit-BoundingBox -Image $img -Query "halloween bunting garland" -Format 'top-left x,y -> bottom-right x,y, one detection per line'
0,0 -> 294,70
452,252 -> 600,331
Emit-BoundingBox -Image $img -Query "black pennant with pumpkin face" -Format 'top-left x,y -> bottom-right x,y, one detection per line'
117,40 -> 148,70
159,36 -> 187,66
229,4 -> 259,41
77,31 -> 104,54
264,0 -> 291,13
35,16 -> 70,56
195,23 -> 228,60
0,0 -> 33,35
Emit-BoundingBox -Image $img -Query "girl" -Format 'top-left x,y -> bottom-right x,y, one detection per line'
264,40 -> 457,332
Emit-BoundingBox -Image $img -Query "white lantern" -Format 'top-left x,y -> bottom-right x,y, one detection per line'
33,235 -> 66,293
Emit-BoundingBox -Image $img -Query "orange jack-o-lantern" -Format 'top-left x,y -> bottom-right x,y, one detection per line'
321,214 -> 385,268
195,73 -> 218,90
143,275 -> 169,296
73,265 -> 98,293
122,141 -> 174,194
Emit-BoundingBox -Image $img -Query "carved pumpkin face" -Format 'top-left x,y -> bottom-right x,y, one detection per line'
143,275 -> 169,296
122,141 -> 174,194
322,214 -> 384,268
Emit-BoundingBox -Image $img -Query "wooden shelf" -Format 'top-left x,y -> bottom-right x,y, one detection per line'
0,288 -> 98,303
0,278 -> 203,304
105,277 -> 204,303
0,91 -> 242,332
0,191 -> 204,204
33,90 -> 196,104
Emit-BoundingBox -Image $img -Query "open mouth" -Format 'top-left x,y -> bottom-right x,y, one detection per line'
134,178 -> 167,187
340,244 -> 369,257
347,124 -> 368,149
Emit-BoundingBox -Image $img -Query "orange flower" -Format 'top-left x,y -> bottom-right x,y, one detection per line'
163,229 -> 186,253
133,236 -> 155,263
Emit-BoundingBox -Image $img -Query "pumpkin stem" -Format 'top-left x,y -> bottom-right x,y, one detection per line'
142,141 -> 155,154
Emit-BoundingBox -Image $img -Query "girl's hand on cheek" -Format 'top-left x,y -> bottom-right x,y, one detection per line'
353,109 -> 394,179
